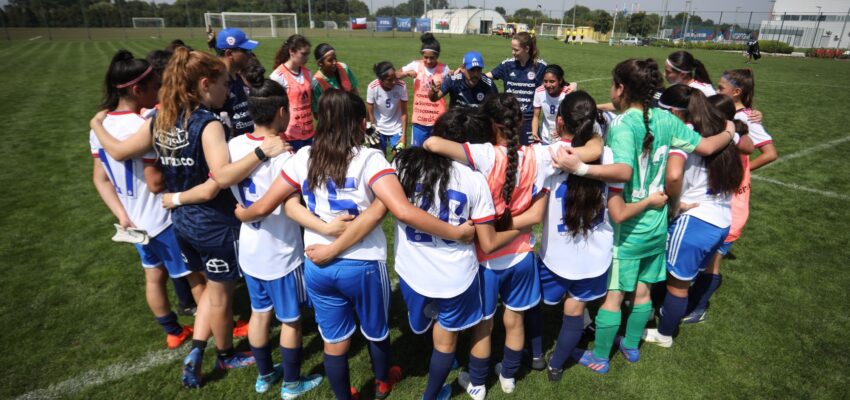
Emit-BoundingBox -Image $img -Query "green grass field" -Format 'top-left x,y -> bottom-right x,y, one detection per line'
2,35 -> 850,399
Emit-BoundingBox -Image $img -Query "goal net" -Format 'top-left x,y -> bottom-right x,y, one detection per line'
539,23 -> 576,39
204,12 -> 298,38
132,17 -> 165,28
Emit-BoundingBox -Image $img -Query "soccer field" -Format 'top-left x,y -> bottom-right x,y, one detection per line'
2,35 -> 849,399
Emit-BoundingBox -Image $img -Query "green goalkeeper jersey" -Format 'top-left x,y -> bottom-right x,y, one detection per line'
607,108 -> 703,259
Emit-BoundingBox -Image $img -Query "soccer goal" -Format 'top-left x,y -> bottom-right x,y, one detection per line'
539,23 -> 576,40
204,12 -> 298,38
132,17 -> 165,28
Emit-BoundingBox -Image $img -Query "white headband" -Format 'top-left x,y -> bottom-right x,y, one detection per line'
666,59 -> 692,74
657,100 -> 687,111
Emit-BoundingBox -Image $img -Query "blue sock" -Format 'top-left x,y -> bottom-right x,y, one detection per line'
368,339 -> 391,382
323,353 -> 351,400
658,293 -> 688,336
500,346 -> 522,379
280,346 -> 302,383
651,282 -> 668,309
250,343 -> 274,376
171,276 -> 195,308
690,273 -> 722,313
155,312 -> 182,336
524,304 -> 544,359
549,314 -> 585,370
423,349 -> 454,400
468,355 -> 489,386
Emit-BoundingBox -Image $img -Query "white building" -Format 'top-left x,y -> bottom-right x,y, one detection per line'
423,9 -> 506,35
759,0 -> 850,48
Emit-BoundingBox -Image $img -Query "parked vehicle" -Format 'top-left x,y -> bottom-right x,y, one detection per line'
620,36 -> 643,46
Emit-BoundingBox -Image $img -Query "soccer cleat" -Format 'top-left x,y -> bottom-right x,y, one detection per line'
642,328 -> 674,348
255,364 -> 282,393
617,336 -> 641,363
167,325 -> 193,350
572,349 -> 609,374
374,365 -> 402,399
494,362 -> 516,393
181,347 -> 204,389
232,320 -> 249,338
547,363 -> 564,382
431,383 -> 452,400
215,351 -> 256,369
177,304 -> 197,317
281,374 -> 323,399
531,356 -> 547,371
457,371 -> 486,400
682,309 -> 708,324
350,387 -> 360,400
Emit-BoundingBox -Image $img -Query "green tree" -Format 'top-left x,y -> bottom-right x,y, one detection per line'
494,6 -> 506,17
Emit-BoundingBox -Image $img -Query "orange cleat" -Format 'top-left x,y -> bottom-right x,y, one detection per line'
350,387 -> 360,400
375,365 -> 403,399
232,320 -> 249,338
167,325 -> 193,350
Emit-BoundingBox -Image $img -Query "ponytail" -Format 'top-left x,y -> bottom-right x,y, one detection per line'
613,58 -> 661,154
692,59 -> 712,86
709,94 -> 749,136
668,50 -> 712,85
273,34 -> 311,69
482,93 -> 523,231
722,68 -> 755,108
102,49 -> 154,110
514,32 -> 539,65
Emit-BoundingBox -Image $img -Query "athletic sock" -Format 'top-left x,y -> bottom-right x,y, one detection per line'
423,349 -> 454,399
468,355 -> 489,387
690,273 -> 722,313
658,294 -> 688,337
250,343 -> 274,376
155,312 -> 183,336
500,346 -> 522,379
592,309 -> 621,359
524,304 -> 544,359
171,277 -> 195,308
217,347 -> 235,360
368,338 -> 391,382
549,314 -> 585,369
323,353 -> 352,400
623,302 -> 653,348
650,282 -> 668,310
280,346 -> 303,383
191,339 -> 207,352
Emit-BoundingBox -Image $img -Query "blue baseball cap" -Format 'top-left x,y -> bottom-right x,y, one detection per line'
463,51 -> 484,70
216,28 -> 259,51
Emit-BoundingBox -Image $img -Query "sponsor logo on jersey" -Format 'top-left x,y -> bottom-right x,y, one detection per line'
157,127 -> 190,151
477,92 -> 485,101
206,258 -> 230,273
159,156 -> 196,167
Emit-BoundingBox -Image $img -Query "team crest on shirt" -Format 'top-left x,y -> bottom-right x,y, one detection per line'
527,72 -> 536,80
477,92 -> 485,101
157,127 -> 189,151
206,258 -> 230,273
226,36 -> 236,46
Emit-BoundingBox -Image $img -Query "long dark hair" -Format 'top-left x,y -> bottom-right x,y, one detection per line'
722,68 -> 755,108
102,49 -> 156,110
481,93 -> 523,231
273,34 -> 311,68
247,79 -> 288,126
307,89 -> 367,192
396,108 -> 490,209
543,64 -> 566,90
612,58 -> 662,155
709,94 -> 749,137
558,91 -> 607,237
659,85 -> 743,195
668,50 -> 712,85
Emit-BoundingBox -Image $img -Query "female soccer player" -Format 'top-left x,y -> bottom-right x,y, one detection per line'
235,89 -> 475,400
531,64 -> 573,144
398,33 -> 449,147
394,108 -> 524,400
550,58 -> 738,372
367,61 -> 408,157
487,32 -> 547,145
215,28 -> 259,139
312,43 -> 360,113
90,47 -> 291,388
90,49 -> 205,349
642,85 -> 744,347
270,34 -> 315,151
664,50 -> 717,96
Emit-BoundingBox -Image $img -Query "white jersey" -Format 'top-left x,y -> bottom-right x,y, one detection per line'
229,134 -> 304,280
539,144 -> 620,280
366,79 -> 407,135
734,108 -> 773,148
269,64 -> 311,88
532,85 -> 572,144
281,146 -> 394,261
688,80 -> 717,97
90,111 -> 170,237
394,161 -> 495,298
401,60 -> 450,80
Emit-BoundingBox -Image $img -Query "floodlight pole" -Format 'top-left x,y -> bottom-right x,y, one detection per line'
572,0 -> 576,27
308,0 -> 314,28
561,0 -> 566,24
811,7 -> 822,48
838,7 -> 850,49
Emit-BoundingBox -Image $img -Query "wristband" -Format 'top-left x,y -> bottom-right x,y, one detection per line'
172,192 -> 182,206
575,162 -> 589,176
254,146 -> 268,162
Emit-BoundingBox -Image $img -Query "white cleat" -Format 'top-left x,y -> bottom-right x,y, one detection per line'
494,362 -> 516,393
642,328 -> 674,348
457,370 -> 486,400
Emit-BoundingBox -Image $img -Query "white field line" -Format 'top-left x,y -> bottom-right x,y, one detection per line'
751,135 -> 850,201
760,80 -> 850,90
575,77 -> 609,84
28,36 -> 42,41
751,175 -> 850,201
760,135 -> 850,169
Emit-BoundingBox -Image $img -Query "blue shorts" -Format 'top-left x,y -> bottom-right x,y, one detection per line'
399,275 -> 483,334
717,241 -> 734,255
244,265 -> 310,323
304,258 -> 391,343
175,227 -> 242,282
666,215 -> 730,281
411,124 -> 433,147
134,226 -> 192,278
539,258 -> 608,304
481,252 -> 541,319
378,133 -> 402,154
288,137 -> 314,153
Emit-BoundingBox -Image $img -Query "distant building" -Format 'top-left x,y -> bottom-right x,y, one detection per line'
423,9 -> 507,35
759,0 -> 850,48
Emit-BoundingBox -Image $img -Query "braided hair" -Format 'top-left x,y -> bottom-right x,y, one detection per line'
481,93 -> 523,231
612,58 -> 661,155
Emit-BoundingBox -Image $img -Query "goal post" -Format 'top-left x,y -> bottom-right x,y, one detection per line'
539,23 -> 576,39
204,12 -> 298,38
132,17 -> 165,28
